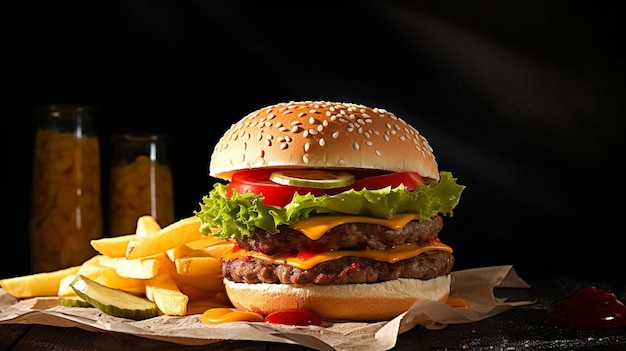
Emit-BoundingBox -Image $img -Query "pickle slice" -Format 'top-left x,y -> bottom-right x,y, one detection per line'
59,295 -> 92,308
270,170 -> 355,189
69,275 -> 158,320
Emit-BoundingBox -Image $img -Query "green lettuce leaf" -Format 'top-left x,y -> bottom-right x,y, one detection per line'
195,171 -> 465,241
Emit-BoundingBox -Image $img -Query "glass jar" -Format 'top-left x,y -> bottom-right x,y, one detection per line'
108,134 -> 175,236
29,104 -> 103,273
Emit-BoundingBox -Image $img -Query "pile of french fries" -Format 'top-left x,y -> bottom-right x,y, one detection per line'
1,215 -> 233,316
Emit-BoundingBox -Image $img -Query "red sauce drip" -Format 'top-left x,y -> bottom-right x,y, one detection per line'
546,285 -> 626,329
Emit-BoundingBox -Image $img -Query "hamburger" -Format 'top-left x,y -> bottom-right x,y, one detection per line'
195,101 -> 465,321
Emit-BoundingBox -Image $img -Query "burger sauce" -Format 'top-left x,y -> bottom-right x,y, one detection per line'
546,285 -> 626,328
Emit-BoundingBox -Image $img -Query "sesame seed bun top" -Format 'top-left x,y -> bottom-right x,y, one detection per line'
209,101 -> 439,181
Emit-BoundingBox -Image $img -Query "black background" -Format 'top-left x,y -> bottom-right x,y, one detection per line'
3,1 -> 624,284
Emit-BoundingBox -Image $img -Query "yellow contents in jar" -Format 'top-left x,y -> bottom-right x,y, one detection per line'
108,155 -> 174,236
29,129 -> 102,273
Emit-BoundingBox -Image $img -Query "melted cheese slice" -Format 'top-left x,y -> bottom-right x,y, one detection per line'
291,213 -> 420,240
223,241 -> 452,270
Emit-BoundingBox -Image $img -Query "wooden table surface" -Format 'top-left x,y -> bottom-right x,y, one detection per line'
1,277 -> 625,350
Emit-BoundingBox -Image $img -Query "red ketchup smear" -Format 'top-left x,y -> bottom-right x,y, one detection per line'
546,285 -> 626,328
265,309 -> 322,326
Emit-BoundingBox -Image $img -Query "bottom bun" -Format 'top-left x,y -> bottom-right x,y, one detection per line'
223,275 -> 451,321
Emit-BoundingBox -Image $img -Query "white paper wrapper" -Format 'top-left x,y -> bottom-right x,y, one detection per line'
0,265 -> 534,351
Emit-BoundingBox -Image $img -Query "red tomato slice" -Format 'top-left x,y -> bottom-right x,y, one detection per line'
229,169 -> 328,207
264,309 -> 322,326
351,171 -> 425,192
228,169 -> 426,207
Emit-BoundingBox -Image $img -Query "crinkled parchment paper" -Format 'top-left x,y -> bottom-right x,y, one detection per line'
0,265 -> 534,351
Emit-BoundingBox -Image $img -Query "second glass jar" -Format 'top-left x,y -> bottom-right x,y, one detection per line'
108,134 -> 175,236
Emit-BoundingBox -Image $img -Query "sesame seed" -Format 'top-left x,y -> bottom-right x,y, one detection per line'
319,138 -> 325,146
280,142 -> 288,150
332,131 -> 339,138
309,117 -> 315,124
375,150 -> 381,156
304,142 -> 310,152
353,143 -> 360,150
303,155 -> 309,163
298,112 -> 306,117
291,126 -> 300,133
265,139 -> 272,147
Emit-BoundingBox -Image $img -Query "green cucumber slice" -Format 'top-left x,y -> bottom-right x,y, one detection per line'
59,295 -> 92,308
69,275 -> 158,320
270,170 -> 355,189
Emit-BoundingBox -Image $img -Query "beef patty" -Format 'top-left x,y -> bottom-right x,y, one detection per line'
237,215 -> 444,255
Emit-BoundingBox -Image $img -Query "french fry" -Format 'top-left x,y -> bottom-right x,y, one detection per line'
166,242 -> 229,262
58,274 -> 78,296
146,260 -> 188,316
126,216 -> 204,259
170,272 -> 225,293
174,256 -> 223,276
199,242 -> 233,258
163,255 -> 225,293
183,233 -> 224,251
0,265 -> 80,298
78,256 -> 145,294
135,215 -> 162,238
90,234 -> 136,258
166,244 -> 204,262
97,254 -> 165,279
